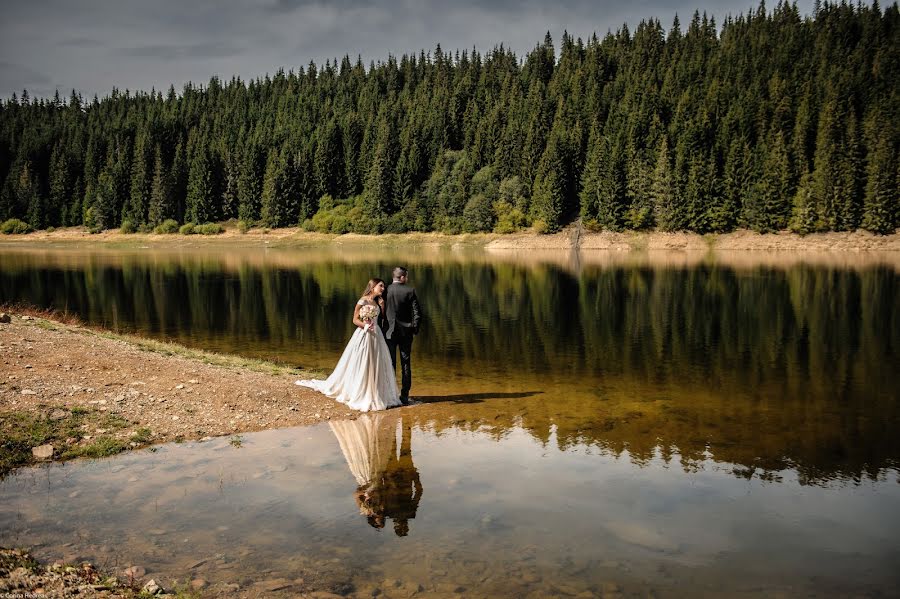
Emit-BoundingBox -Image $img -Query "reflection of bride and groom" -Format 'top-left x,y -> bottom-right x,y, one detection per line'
330,413 -> 423,536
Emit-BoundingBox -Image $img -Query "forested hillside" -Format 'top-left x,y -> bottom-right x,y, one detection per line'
1,1 -> 897,235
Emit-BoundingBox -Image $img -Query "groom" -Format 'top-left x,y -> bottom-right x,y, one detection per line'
382,266 -> 421,405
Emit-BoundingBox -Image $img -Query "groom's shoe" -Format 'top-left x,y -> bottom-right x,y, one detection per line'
400,396 -> 410,406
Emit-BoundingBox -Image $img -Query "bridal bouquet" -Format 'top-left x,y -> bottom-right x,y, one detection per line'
359,304 -> 378,323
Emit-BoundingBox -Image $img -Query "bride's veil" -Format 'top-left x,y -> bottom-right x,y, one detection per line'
330,413 -> 395,486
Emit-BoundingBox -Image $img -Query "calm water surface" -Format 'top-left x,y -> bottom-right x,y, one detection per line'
1,245 -> 899,597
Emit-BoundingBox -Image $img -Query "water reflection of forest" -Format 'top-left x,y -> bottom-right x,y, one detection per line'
1,248 -> 898,484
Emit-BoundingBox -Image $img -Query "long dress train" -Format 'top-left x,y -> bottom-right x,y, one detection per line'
296,300 -> 401,412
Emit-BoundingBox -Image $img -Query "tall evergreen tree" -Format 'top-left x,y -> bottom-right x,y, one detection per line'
126,132 -> 151,224
148,145 -> 172,226
861,133 -> 898,234
651,137 -> 679,231
186,147 -> 215,223
238,144 -> 262,222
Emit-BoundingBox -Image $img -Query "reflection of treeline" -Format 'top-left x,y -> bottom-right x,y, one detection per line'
1,257 -> 896,395
411,378 -> 900,486
2,3 -> 898,235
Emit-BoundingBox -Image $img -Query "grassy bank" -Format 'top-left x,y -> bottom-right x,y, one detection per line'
0,408 -> 150,478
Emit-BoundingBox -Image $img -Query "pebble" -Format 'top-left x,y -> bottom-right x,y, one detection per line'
21,389 -> 37,395
123,565 -> 146,578
254,579 -> 294,592
31,444 -> 54,459
142,579 -> 161,594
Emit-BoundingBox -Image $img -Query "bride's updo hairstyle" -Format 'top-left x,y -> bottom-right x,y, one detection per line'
362,278 -> 385,297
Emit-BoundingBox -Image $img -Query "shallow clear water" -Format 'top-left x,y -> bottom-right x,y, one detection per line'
1,418 -> 899,597
1,245 -> 899,596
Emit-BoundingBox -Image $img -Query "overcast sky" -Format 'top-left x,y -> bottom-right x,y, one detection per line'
1,0 -> 817,100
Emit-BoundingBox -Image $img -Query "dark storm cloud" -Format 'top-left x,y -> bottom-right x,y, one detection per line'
0,0 -> 817,99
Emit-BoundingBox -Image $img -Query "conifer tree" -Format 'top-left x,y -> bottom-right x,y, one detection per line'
48,146 -> 70,226
651,137 -> 678,231
625,149 -> 654,230
220,150 -> 240,220
789,172 -> 817,235
315,120 -> 344,198
861,134 -> 898,234
20,162 -> 45,230
238,145 -> 262,222
186,148 -> 215,223
364,108 -> 398,224
260,147 -> 285,228
148,146 -> 172,226
715,139 -> 752,232
126,132 -> 151,224
171,140 -> 188,222
89,168 -> 118,230
744,130 -> 792,232
342,112 -> 364,197
531,131 -> 566,232
294,148 -> 318,223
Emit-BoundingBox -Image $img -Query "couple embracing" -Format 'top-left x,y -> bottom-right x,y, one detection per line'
296,267 -> 422,412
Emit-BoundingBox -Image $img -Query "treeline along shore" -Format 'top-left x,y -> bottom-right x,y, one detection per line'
1,1 -> 898,239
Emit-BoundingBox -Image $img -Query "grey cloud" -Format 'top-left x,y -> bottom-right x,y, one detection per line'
119,42 -> 244,60
59,38 -> 105,48
0,61 -> 51,86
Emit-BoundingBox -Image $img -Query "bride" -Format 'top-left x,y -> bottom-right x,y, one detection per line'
295,278 -> 402,412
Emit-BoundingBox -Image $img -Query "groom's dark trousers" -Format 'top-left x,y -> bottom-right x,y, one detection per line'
385,336 -> 413,402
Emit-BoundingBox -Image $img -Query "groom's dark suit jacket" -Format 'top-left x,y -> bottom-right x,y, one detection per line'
382,282 -> 421,340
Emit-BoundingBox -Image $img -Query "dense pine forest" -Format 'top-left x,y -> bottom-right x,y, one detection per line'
0,1 -> 897,235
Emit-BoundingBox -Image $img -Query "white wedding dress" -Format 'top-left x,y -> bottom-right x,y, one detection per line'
295,300 -> 402,412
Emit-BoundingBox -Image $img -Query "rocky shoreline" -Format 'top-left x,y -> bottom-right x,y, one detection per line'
0,310 -> 358,476
0,547 -> 185,598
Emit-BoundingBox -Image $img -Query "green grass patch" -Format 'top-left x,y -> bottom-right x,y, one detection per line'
133,427 -> 152,443
60,436 -> 130,460
0,407 -> 139,477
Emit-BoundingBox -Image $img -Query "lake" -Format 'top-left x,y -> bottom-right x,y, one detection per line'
1,244 -> 899,597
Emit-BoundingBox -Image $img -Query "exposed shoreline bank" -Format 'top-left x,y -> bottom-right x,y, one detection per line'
0,309 -> 357,477
2,225 -> 899,252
